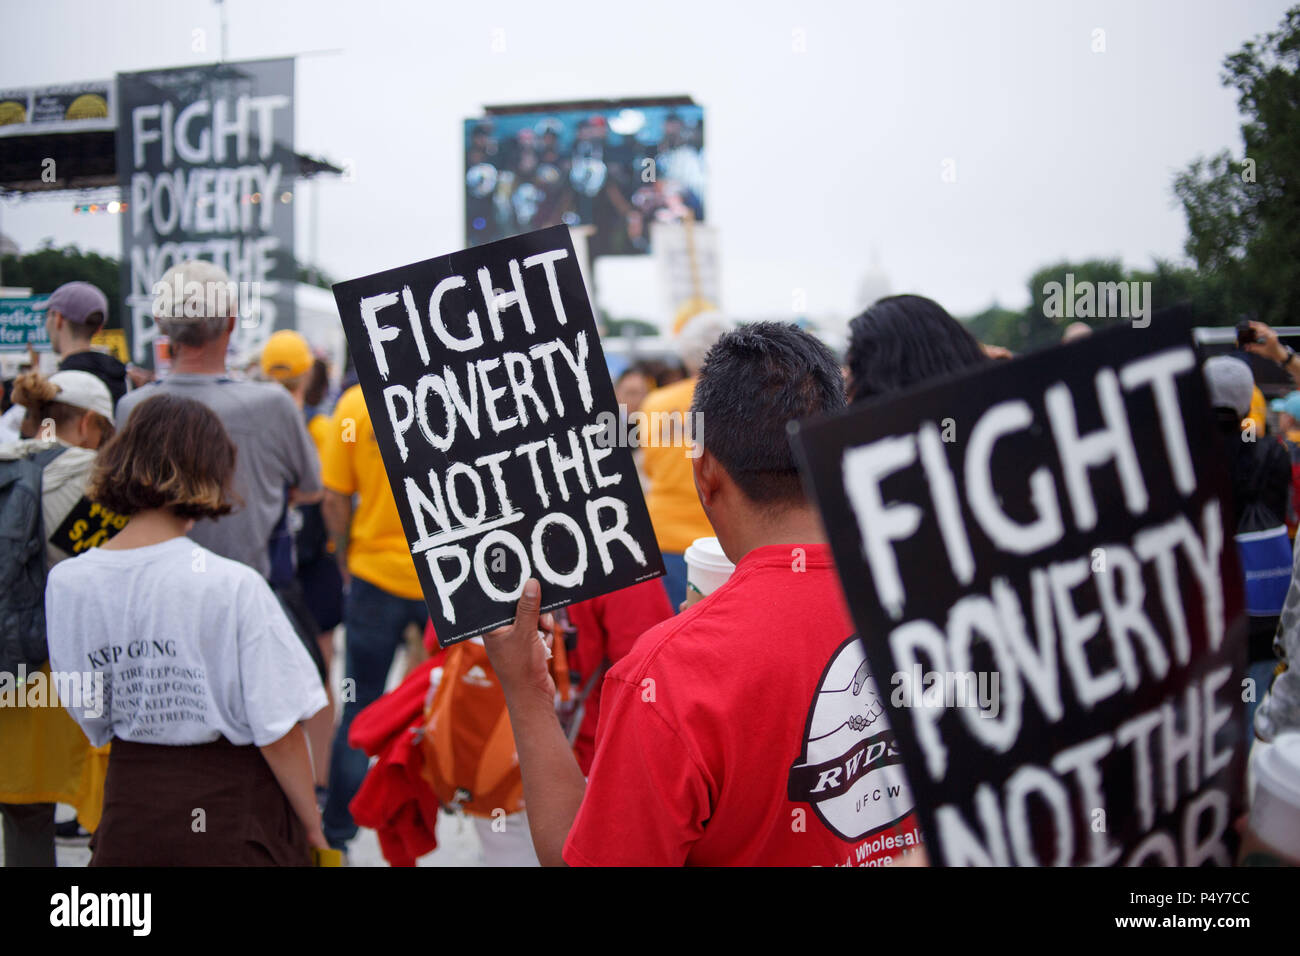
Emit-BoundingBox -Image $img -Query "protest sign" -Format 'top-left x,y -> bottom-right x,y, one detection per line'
116,58 -> 295,366
333,224 -> 665,645
91,328 -> 129,364
790,318 -> 1247,866
49,497 -> 128,556
0,297 -> 50,351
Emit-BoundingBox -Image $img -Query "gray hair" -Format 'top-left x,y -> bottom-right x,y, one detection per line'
152,260 -> 236,348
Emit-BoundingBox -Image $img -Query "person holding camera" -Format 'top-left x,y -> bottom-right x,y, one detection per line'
1240,319 -> 1300,390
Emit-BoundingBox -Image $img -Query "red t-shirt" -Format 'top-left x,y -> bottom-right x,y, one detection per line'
563,543 -> 924,866
566,579 -> 674,776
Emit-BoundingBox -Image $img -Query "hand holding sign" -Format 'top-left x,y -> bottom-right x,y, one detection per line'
333,225 -> 664,645
481,578 -> 557,704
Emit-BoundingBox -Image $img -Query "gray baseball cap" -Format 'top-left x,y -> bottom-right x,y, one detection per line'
44,281 -> 109,325
1203,355 -> 1255,418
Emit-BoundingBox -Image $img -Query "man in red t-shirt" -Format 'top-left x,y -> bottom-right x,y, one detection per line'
485,323 -> 923,866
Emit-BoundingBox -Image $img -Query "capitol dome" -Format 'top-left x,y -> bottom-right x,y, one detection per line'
854,249 -> 891,314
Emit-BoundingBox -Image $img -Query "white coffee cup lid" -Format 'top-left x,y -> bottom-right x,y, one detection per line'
684,536 -> 734,571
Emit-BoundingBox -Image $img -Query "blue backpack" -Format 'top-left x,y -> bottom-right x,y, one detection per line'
1237,520 -> 1293,616
0,443 -> 68,678
1235,446 -> 1293,617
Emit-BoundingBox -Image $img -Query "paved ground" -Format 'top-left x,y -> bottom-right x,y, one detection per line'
18,809 -> 484,867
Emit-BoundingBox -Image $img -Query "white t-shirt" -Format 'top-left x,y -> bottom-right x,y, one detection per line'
45,536 -> 328,747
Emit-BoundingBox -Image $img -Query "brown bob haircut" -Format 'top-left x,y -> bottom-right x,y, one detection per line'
89,393 -> 238,520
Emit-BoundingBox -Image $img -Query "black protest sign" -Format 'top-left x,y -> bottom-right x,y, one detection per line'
116,58 -> 296,366
49,497 -> 128,557
333,225 -> 665,645
790,318 -> 1247,866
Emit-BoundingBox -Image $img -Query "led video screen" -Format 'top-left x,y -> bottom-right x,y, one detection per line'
465,101 -> 705,257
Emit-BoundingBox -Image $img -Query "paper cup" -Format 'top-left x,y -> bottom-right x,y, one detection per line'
684,536 -> 735,598
1249,732 -> 1300,863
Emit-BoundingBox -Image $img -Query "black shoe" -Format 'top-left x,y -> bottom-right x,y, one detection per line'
54,818 -> 90,844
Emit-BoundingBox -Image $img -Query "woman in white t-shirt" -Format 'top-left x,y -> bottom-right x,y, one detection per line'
45,393 -> 329,865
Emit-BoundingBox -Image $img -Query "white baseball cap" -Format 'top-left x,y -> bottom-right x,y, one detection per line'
47,370 -> 114,420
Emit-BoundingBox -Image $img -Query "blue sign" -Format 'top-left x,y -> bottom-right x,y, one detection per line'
0,296 -> 50,351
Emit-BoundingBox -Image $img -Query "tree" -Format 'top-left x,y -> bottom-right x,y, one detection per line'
1024,259 -> 1130,348
296,264 -> 335,289
0,245 -> 338,326
1173,5 -> 1300,326
962,258 -> 1216,353
1133,258 -> 1228,325
962,303 -> 1025,350
603,317 -> 659,338
0,243 -> 122,328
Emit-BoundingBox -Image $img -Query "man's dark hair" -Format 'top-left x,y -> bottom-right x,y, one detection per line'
691,322 -> 845,505
642,357 -> 685,389
304,358 -> 330,408
61,311 -> 104,340
846,294 -> 988,404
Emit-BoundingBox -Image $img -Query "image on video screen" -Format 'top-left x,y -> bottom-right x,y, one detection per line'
464,102 -> 705,257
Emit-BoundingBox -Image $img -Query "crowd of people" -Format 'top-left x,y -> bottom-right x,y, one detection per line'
0,261 -> 1296,867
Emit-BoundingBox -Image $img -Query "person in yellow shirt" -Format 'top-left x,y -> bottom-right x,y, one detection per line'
1247,385 -> 1267,436
260,331 -> 344,798
319,383 -> 428,852
641,313 -> 730,609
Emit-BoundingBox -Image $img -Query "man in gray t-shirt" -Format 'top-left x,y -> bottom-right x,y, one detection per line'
117,261 -> 322,580
118,374 -> 320,578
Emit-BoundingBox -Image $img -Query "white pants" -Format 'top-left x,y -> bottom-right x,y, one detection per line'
472,810 -> 539,867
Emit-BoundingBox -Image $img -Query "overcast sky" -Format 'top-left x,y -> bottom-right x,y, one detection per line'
0,0 -> 1291,327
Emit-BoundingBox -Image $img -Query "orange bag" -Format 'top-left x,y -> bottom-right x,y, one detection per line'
418,627 -> 570,819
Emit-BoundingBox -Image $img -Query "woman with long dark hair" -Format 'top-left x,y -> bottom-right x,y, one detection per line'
844,294 -> 990,404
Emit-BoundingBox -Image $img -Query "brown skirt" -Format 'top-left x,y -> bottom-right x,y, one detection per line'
90,737 -> 310,867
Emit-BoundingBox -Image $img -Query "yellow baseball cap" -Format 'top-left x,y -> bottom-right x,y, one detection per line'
260,330 -> 313,381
